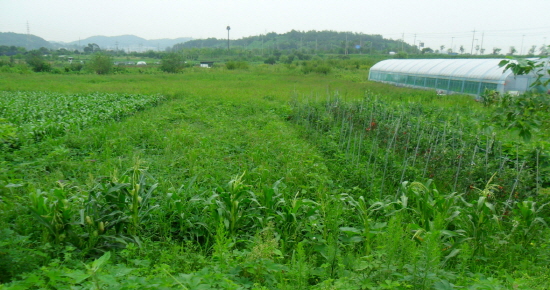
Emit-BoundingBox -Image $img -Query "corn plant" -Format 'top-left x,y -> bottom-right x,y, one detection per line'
29,188 -> 77,246
249,178 -> 286,229
28,168 -> 159,254
164,176 -> 212,243
87,167 -> 159,238
340,194 -> 390,256
211,172 -> 254,237
396,180 -> 463,232
459,195 -> 501,257
277,191 -> 320,253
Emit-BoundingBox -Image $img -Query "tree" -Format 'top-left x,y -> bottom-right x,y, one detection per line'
87,53 -> 112,74
499,57 -> 550,88
539,44 -> 549,56
394,51 -> 408,59
459,45 -> 465,54
508,46 -> 517,56
160,52 -> 186,73
421,47 -> 434,54
528,45 -> 536,56
25,50 -> 51,72
492,47 -> 501,55
264,56 -> 276,65
495,57 -> 550,141
440,45 -> 445,52
83,43 -> 100,54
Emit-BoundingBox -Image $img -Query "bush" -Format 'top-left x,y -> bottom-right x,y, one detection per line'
314,65 -> 331,74
264,57 -> 277,65
86,53 -> 113,74
0,56 -> 13,67
300,64 -> 313,74
160,52 -> 186,73
69,62 -> 84,72
280,55 -> 296,64
394,51 -> 409,59
226,61 -> 249,70
25,51 -> 51,72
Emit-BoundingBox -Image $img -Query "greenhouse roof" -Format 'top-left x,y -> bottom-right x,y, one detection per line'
370,59 -> 514,82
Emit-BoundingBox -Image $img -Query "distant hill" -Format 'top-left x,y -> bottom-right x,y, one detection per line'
65,35 -> 193,51
0,32 -> 192,52
0,32 -> 52,50
172,30 -> 411,54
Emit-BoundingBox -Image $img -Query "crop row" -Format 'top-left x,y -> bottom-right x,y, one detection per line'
0,91 -> 165,143
288,92 -> 548,199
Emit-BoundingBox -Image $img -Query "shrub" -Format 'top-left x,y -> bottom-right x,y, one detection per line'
300,63 -> 314,74
160,52 -> 186,73
264,57 -> 277,65
0,56 -> 13,67
226,61 -> 249,70
25,50 -> 51,72
69,62 -> 84,72
314,65 -> 331,75
86,53 -> 113,74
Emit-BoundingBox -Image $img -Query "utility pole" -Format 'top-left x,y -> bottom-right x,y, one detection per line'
402,32 -> 405,52
26,21 -> 30,50
520,34 -> 525,55
226,26 -> 231,51
451,37 -> 454,53
470,29 -> 476,55
413,33 -> 417,53
480,33 -> 484,55
345,32 -> 348,55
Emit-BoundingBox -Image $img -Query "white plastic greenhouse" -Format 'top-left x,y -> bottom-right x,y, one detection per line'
368,59 -> 548,96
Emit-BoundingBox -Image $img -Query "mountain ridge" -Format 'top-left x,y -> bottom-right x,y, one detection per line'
0,32 -> 192,51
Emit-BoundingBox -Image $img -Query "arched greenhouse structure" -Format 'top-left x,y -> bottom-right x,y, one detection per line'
368,58 -> 549,96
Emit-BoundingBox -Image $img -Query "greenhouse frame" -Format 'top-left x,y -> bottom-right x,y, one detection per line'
368,58 -> 548,96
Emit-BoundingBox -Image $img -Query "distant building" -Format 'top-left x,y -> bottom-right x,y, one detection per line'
200,61 -> 214,68
136,61 -> 147,66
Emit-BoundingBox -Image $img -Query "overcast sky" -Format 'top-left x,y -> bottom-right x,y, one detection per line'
2,0 -> 550,54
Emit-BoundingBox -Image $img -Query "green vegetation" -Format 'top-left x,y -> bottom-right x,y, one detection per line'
174,30 -> 409,55
0,59 -> 549,289
25,50 -> 51,72
87,53 -> 113,75
0,91 -> 164,144
160,52 -> 187,73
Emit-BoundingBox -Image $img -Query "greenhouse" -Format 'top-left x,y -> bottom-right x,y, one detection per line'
368,58 -> 549,96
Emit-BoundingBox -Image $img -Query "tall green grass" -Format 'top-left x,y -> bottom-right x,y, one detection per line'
1,65 -> 549,289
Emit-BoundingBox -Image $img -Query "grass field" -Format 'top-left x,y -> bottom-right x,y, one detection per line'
1,65 -> 549,289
